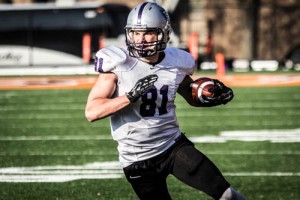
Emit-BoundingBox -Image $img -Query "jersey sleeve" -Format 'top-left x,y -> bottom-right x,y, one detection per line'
94,46 -> 127,73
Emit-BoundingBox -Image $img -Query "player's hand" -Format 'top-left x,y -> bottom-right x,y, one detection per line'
210,79 -> 234,105
126,74 -> 158,102
218,87 -> 234,104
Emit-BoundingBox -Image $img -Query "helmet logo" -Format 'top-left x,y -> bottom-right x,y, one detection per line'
137,2 -> 148,25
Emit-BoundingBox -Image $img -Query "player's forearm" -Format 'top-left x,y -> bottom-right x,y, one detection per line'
85,95 -> 130,122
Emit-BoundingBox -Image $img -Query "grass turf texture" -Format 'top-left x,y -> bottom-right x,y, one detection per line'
0,86 -> 300,199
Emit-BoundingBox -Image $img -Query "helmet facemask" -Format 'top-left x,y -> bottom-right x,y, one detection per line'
125,28 -> 167,58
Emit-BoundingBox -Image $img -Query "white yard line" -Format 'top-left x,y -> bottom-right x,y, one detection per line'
0,174 -> 123,182
206,151 -> 300,155
224,172 -> 300,177
0,162 -> 123,182
0,151 -> 299,156
2,110 -> 300,119
0,161 -> 299,183
189,129 -> 300,143
0,135 -> 112,141
1,129 -> 299,182
1,129 -> 300,143
0,152 -> 118,156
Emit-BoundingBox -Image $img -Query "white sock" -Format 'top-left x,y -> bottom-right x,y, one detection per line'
219,187 -> 246,200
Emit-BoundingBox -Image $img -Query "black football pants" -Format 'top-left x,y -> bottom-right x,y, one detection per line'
123,134 -> 230,200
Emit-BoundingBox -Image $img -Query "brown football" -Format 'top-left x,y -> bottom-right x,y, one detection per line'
191,77 -> 216,104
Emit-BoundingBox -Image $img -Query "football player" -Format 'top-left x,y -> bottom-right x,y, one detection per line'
85,2 -> 244,200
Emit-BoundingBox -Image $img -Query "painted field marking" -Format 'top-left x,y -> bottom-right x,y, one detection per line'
0,162 -> 123,182
206,150 -> 300,155
0,135 -> 112,141
189,128 -> 300,143
1,150 -> 299,156
1,129 -> 299,143
223,172 -> 300,177
0,161 -> 299,183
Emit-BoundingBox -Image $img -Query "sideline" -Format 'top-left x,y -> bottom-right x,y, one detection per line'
0,74 -> 300,90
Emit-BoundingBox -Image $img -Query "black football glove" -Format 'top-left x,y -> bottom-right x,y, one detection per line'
207,79 -> 234,105
126,74 -> 158,102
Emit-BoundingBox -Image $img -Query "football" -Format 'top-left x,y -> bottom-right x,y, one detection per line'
191,77 -> 216,104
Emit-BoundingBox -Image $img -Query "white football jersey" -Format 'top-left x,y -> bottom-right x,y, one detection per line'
95,45 -> 195,167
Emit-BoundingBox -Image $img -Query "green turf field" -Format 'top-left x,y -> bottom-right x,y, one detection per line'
0,86 -> 299,199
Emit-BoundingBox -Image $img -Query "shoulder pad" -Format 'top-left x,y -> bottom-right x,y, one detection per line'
180,49 -> 195,69
162,48 -> 195,75
94,46 -> 127,73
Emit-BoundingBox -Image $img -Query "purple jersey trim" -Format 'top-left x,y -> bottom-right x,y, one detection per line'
94,56 -> 104,73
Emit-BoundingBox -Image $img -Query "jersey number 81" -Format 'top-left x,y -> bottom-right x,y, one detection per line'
140,85 -> 168,117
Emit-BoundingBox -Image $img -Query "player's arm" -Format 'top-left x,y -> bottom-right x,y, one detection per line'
85,72 -> 130,122
85,72 -> 158,122
177,75 -> 202,107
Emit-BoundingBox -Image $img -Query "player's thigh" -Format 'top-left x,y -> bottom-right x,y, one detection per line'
123,162 -> 172,200
172,144 -> 230,199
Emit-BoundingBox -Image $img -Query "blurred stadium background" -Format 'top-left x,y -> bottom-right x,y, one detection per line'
0,0 -> 300,199
0,0 -> 300,73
